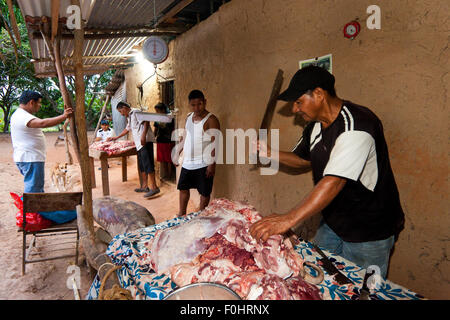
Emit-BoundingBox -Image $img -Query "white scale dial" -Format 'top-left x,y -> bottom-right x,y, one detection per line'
142,36 -> 169,64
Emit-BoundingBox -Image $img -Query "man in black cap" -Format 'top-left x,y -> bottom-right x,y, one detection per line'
249,66 -> 404,278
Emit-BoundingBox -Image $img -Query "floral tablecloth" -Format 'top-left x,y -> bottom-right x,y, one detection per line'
86,212 -> 424,300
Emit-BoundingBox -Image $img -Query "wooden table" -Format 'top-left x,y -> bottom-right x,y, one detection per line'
89,147 -> 138,196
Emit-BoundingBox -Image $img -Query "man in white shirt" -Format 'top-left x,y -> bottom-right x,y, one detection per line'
10,90 -> 73,192
95,119 -> 116,142
108,101 -> 159,198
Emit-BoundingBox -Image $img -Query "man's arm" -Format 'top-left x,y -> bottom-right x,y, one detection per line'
141,121 -> 149,146
249,175 -> 346,242
205,115 -> 220,178
27,108 -> 72,128
257,141 -> 311,170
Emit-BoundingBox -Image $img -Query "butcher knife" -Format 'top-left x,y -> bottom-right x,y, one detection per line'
310,243 -> 353,285
358,269 -> 375,300
251,69 -> 284,170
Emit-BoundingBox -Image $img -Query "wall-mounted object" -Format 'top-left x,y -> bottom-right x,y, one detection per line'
299,54 -> 333,73
142,36 -> 169,64
343,21 -> 361,39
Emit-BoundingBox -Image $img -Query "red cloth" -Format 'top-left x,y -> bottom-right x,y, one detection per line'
157,142 -> 174,163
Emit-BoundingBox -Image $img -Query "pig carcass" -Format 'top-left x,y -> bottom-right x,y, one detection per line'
93,196 -> 155,238
146,198 -> 323,300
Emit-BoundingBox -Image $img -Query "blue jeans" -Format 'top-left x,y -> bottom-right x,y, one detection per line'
313,221 -> 395,278
16,162 -> 45,193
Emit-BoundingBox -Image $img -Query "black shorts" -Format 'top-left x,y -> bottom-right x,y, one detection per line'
177,166 -> 214,197
137,142 -> 155,173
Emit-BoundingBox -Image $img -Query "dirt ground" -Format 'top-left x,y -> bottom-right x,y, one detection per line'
0,131 -> 197,300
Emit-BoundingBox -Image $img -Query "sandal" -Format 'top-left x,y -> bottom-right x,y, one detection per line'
134,187 -> 150,193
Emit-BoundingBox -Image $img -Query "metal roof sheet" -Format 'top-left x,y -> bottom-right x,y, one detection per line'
17,0 -> 174,77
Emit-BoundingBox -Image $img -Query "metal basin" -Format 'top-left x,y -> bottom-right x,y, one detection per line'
163,282 -> 241,300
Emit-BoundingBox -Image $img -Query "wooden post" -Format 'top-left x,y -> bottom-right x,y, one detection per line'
54,33 -> 81,162
51,0 -> 60,42
39,21 -> 81,163
91,95 -> 111,144
72,0 -> 94,237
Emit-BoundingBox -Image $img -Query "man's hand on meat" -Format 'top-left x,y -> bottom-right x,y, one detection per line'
250,176 -> 347,242
249,213 -> 295,242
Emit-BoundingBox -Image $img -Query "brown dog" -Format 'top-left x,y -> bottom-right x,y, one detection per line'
50,162 -> 68,192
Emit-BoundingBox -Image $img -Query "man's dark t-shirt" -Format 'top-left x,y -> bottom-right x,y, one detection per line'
293,100 -> 404,242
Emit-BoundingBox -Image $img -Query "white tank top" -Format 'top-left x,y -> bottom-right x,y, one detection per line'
182,112 -> 213,170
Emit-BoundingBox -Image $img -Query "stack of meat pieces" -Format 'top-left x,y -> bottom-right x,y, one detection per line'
90,140 -> 135,156
144,199 -> 322,300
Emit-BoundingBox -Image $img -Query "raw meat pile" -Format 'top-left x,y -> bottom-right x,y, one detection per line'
90,140 -> 135,156
143,199 -> 323,300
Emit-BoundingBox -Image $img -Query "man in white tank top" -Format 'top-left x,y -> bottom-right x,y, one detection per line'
176,90 -> 220,216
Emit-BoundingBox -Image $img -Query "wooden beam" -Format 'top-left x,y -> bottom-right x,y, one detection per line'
156,0 -> 195,27
31,30 -> 181,40
71,0 -> 95,246
40,22 -> 82,163
31,53 -> 136,63
0,7 -> 19,63
51,0 -> 60,42
6,0 -> 21,46
91,95 -> 111,144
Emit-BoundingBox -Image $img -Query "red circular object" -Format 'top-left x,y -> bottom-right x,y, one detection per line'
343,21 -> 361,39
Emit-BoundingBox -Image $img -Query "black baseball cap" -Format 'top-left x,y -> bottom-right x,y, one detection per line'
100,119 -> 109,125
277,65 -> 335,101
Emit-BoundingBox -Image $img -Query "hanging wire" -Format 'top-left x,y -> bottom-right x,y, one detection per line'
137,0 -> 170,108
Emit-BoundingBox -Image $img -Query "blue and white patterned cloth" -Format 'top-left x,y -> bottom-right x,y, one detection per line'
86,212 -> 424,300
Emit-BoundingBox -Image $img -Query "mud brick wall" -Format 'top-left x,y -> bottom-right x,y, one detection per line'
124,0 -> 449,299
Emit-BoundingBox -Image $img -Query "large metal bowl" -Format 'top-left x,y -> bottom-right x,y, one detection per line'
163,282 -> 241,300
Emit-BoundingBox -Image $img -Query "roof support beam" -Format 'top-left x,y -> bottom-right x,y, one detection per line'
31,53 -> 136,63
51,0 -> 60,42
71,0 -> 98,270
31,30 -> 180,40
156,0 -> 194,27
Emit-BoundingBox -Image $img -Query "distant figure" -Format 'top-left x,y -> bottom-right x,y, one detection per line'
10,90 -> 72,192
153,102 -> 175,181
95,119 -> 116,142
175,90 -> 220,216
108,101 -> 160,198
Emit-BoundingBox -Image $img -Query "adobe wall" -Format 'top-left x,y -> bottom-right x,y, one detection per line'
126,0 -> 449,299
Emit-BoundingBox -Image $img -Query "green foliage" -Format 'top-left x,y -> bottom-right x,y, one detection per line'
0,1 -> 114,132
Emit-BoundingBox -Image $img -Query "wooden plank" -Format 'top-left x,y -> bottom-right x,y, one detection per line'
156,0 -> 194,26
23,192 -> 83,213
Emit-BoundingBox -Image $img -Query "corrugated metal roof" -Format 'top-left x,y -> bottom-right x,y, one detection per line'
17,0 -> 175,77
87,0 -> 172,29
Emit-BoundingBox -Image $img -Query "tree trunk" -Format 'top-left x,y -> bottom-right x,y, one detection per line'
72,0 -> 95,248
63,119 -> 73,164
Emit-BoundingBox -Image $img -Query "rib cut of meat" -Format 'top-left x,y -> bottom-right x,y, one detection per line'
146,198 -> 322,300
